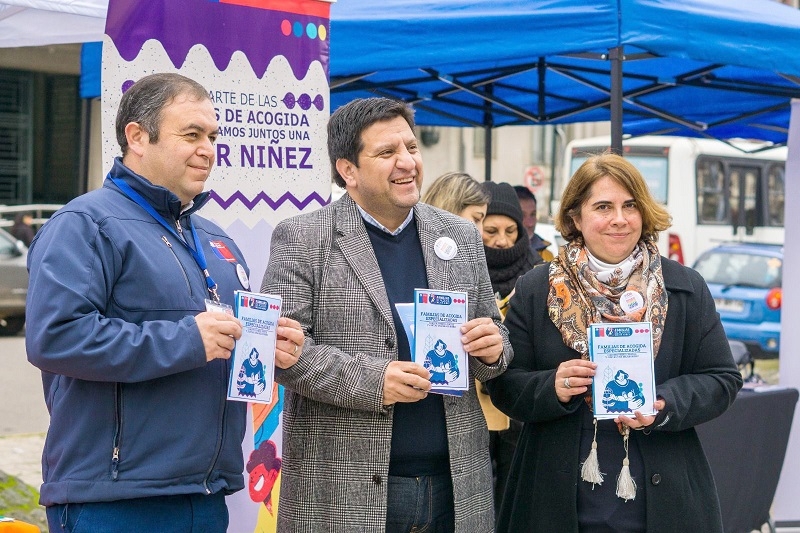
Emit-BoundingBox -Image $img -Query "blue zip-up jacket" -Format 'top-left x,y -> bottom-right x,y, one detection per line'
26,158 -> 249,506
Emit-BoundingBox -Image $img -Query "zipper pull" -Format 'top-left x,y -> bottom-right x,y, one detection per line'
176,219 -> 183,235
111,446 -> 120,480
162,235 -> 172,248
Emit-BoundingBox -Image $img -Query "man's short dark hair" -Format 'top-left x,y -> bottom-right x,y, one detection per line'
513,185 -> 537,205
115,73 -> 210,156
328,97 -> 415,188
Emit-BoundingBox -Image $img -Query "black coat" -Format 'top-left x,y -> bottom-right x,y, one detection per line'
487,257 -> 743,533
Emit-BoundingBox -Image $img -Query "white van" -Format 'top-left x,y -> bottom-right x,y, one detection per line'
557,136 -> 786,266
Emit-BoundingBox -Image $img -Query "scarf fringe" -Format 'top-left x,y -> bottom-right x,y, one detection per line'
580,419 -> 605,486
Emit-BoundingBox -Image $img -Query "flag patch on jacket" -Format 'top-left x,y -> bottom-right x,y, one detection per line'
210,240 -> 237,262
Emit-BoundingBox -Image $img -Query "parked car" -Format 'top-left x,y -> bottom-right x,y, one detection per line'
0,226 -> 28,336
692,243 -> 782,358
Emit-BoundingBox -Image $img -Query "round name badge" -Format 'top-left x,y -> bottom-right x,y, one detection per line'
434,237 -> 458,260
620,290 -> 644,314
236,263 -> 250,289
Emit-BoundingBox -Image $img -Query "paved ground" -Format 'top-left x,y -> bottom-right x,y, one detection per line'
0,333 -> 49,437
0,332 -> 46,490
0,433 -> 44,489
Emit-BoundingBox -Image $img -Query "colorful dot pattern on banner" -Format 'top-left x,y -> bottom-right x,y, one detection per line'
281,19 -> 327,40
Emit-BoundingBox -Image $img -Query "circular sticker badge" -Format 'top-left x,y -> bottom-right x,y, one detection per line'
434,237 -> 458,260
236,263 -> 250,289
620,290 -> 645,315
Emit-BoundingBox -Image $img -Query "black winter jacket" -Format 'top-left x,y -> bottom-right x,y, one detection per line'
487,257 -> 742,533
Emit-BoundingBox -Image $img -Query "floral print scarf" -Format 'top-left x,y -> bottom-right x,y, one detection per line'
548,239 -> 668,361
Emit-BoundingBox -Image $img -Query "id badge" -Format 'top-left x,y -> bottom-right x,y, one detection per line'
205,298 -> 233,315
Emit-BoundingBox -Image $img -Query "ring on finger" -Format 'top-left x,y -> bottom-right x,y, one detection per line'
292,343 -> 299,356
564,377 -> 571,389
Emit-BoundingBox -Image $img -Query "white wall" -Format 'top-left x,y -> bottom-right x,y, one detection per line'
0,44 -> 81,74
87,98 -> 104,191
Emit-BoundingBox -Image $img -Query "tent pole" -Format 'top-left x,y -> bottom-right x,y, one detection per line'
610,46 -> 623,155
538,56 -> 546,119
484,125 -> 492,181
484,84 -> 494,181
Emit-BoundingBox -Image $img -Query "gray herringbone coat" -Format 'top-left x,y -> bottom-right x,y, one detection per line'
261,194 -> 512,532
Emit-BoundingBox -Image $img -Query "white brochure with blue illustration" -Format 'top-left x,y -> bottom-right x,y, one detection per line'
229,291 -> 280,405
588,322 -> 657,419
411,289 -> 469,394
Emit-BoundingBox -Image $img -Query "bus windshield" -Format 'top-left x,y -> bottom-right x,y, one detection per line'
562,136 -> 786,267
569,153 -> 669,204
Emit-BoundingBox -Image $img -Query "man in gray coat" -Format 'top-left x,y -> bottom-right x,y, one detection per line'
262,97 -> 512,532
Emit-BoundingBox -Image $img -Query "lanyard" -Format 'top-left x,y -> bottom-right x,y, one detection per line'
109,175 -> 220,303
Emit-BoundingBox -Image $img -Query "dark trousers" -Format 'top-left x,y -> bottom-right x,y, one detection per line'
45,493 -> 228,533
490,424 -> 519,517
386,473 -> 455,533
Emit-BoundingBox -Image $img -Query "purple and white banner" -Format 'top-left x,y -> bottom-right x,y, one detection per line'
101,1 -> 332,530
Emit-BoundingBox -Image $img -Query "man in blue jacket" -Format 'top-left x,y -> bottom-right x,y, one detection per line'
26,73 -> 304,532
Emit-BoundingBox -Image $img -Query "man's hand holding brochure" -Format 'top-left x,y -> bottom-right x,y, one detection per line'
228,291 -> 281,404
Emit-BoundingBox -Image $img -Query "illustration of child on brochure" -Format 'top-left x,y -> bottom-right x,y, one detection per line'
601,369 -> 645,413
424,339 -> 460,385
237,346 -> 267,397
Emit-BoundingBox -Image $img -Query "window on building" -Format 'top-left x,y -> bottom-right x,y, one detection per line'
0,69 -> 83,206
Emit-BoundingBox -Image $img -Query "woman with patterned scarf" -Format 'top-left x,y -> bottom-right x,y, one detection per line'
486,153 -> 742,532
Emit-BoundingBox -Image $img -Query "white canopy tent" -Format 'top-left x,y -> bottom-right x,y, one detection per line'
0,0 -> 106,48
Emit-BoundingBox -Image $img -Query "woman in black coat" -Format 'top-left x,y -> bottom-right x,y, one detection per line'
487,153 -> 742,532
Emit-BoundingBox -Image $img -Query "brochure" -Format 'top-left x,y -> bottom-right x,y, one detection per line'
228,291 -> 280,404
412,289 -> 469,393
395,303 -> 462,397
588,321 -> 657,419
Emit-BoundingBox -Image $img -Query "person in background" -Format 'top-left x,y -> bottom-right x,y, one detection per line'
262,97 -> 512,532
487,153 -> 742,532
514,185 -> 554,263
422,171 -> 489,232
482,181 -> 539,315
479,180 -> 539,517
10,212 -> 35,247
423,172 -> 512,517
25,73 -> 305,533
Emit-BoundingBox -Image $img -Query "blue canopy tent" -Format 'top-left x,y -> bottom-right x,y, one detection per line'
328,0 -> 800,162
71,0 -> 800,156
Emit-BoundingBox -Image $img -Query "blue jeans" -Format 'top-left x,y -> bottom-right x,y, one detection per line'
386,473 -> 455,533
45,493 -> 228,533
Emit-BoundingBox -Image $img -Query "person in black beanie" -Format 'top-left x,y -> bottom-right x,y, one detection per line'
480,181 -> 538,520
482,181 -> 539,313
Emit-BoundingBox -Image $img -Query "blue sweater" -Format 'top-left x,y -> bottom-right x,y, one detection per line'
26,158 -> 249,505
365,220 -> 450,476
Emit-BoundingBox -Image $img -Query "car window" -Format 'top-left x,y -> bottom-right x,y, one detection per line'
693,251 -> 781,289
0,230 -> 18,257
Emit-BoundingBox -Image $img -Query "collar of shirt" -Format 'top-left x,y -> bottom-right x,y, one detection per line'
356,204 -> 414,236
